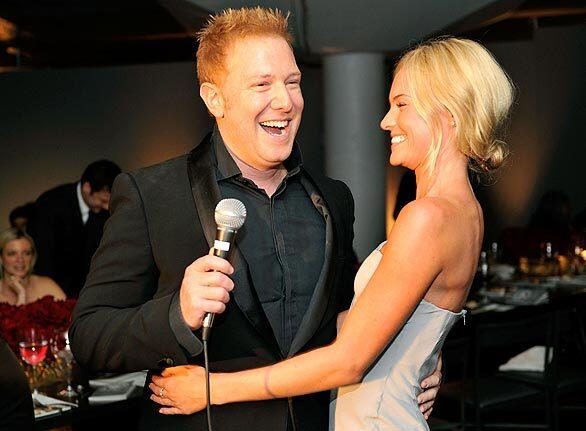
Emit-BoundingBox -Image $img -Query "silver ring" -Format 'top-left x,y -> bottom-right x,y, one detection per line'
159,387 -> 165,398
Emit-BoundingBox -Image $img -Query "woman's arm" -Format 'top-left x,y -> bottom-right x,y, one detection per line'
151,200 -> 447,413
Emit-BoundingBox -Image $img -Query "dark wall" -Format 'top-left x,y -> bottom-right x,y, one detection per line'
0,23 -> 584,250
0,61 -> 324,229
479,23 -> 586,244
0,62 -> 209,227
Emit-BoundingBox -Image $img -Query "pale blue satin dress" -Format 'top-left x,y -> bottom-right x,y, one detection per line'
329,243 -> 466,430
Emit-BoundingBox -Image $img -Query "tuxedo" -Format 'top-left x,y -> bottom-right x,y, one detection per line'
28,183 -> 108,297
70,134 -> 356,430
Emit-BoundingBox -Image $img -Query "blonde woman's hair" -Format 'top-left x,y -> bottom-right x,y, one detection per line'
395,37 -> 514,173
0,228 -> 37,278
196,7 -> 293,85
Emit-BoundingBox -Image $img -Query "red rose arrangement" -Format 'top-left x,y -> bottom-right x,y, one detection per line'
0,296 -> 76,354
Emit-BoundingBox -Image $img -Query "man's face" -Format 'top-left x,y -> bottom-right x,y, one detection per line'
81,182 -> 110,212
213,35 -> 304,170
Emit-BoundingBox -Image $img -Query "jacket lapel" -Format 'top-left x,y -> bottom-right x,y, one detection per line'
187,135 -> 280,353
288,171 -> 342,356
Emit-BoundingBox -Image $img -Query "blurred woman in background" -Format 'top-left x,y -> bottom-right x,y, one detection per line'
0,228 -> 65,305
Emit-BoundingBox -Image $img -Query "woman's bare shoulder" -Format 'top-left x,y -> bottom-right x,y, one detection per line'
394,198 -> 452,233
29,275 -> 67,301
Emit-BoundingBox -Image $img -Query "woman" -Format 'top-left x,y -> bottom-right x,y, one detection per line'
149,37 -> 514,430
0,228 -> 66,305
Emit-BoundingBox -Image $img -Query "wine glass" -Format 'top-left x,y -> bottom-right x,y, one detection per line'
18,327 -> 49,399
51,330 -> 78,398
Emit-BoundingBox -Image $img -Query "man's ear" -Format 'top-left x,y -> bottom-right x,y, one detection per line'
81,181 -> 93,196
200,83 -> 225,119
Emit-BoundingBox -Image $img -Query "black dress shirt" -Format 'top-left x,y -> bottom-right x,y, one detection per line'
213,131 -> 326,355
170,128 -> 326,356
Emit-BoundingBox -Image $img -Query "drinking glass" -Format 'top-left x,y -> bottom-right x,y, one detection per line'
51,330 -> 78,398
18,327 -> 48,399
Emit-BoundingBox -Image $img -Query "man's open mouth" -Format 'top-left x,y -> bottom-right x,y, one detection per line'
259,120 -> 290,136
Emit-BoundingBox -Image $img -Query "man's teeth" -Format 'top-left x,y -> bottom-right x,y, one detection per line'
391,135 -> 406,144
260,120 -> 288,128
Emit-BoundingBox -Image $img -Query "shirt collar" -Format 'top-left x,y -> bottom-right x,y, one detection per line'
212,125 -> 304,182
76,182 -> 90,223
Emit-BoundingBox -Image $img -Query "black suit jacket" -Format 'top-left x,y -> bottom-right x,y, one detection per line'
70,135 -> 356,431
28,183 -> 108,297
0,338 -> 34,431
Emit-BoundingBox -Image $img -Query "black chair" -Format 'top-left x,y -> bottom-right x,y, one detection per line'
439,312 -> 554,430
498,307 -> 586,431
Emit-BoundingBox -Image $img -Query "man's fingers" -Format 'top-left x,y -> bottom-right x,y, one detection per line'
419,400 -> 434,413
199,299 -> 226,314
420,372 -> 441,389
198,273 -> 234,291
418,386 -> 439,404
424,407 -> 433,420
190,255 -> 234,275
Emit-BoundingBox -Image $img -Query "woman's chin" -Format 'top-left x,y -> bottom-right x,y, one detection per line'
388,155 -> 402,167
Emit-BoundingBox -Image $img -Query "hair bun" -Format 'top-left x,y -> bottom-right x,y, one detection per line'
470,139 -> 508,173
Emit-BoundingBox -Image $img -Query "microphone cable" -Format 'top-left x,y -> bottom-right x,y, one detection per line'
203,335 -> 213,431
201,198 -> 246,431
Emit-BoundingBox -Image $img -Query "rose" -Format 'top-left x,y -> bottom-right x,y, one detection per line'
0,296 -> 76,354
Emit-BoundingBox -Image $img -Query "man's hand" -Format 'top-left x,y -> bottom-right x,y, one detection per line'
179,253 -> 234,330
418,354 -> 442,420
149,365 -> 207,415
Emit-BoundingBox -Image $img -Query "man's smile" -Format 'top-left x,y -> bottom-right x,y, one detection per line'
259,119 -> 291,136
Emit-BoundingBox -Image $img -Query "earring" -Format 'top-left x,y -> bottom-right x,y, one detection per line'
450,120 -> 456,127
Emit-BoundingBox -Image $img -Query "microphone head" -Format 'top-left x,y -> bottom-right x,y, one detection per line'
215,198 -> 247,230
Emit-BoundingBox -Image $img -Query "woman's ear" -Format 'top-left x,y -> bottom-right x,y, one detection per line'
200,83 -> 225,119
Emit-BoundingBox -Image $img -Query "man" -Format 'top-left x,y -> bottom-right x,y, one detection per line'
28,159 -> 121,297
9,202 -> 35,231
70,8 -> 439,431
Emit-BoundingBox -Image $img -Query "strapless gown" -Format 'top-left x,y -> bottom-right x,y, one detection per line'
329,242 -> 466,430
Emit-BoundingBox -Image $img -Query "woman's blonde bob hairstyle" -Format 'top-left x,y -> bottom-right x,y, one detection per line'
0,228 -> 37,278
395,37 -> 514,173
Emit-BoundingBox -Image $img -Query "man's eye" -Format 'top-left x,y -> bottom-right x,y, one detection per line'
256,82 -> 270,87
397,102 -> 406,108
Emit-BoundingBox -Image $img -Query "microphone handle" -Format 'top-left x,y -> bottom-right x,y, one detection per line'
202,227 -> 237,341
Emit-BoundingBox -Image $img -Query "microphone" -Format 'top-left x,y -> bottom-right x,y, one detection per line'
201,198 -> 247,341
